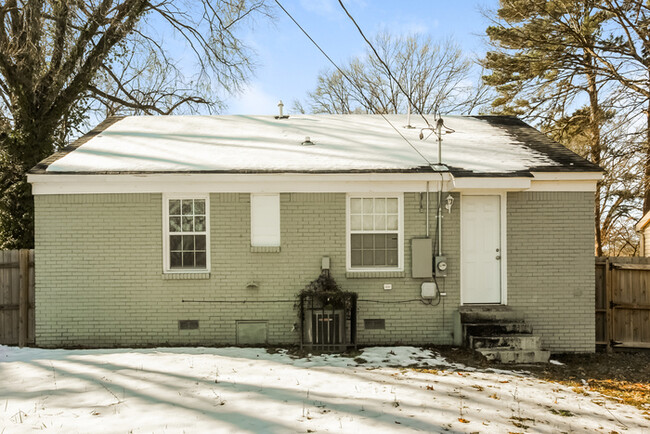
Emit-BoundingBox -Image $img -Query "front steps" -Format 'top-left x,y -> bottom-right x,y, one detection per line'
460,305 -> 550,364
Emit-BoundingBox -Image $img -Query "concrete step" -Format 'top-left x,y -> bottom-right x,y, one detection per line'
459,310 -> 525,324
476,348 -> 551,364
470,334 -> 541,351
463,322 -> 534,337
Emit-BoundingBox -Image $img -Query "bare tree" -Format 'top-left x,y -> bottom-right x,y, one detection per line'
300,33 -> 488,116
0,0 -> 270,248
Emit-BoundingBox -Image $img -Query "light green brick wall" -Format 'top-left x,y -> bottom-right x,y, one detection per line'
507,191 -> 595,353
34,192 -> 460,348
34,190 -> 595,352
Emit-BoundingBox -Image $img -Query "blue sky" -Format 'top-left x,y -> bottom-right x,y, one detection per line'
223,0 -> 498,115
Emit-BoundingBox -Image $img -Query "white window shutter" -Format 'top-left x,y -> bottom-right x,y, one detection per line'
251,194 -> 281,246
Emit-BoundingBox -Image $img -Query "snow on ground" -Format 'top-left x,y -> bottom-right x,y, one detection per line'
0,345 -> 647,433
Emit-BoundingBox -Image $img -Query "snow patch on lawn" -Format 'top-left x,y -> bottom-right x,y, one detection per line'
0,345 -> 647,433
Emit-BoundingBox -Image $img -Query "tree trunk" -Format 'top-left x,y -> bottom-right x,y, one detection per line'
586,54 -> 604,256
644,96 -> 650,214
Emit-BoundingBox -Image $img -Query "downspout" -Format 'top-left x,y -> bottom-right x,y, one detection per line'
437,184 -> 443,257
436,118 -> 443,256
426,181 -> 430,238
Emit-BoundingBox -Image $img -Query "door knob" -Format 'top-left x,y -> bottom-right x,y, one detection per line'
496,255 -> 501,260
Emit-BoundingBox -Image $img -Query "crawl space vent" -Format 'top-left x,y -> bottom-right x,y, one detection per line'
364,319 -> 386,330
178,320 -> 199,330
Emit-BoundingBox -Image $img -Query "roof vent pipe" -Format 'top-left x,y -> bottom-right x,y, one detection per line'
275,100 -> 289,119
404,105 -> 415,129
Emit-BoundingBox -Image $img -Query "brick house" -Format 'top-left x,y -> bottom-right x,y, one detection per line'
28,114 -> 602,356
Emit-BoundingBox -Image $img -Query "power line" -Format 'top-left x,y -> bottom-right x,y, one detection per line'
273,0 -> 433,168
336,0 -> 435,129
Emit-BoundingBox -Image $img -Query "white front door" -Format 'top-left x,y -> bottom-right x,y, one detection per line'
461,195 -> 502,304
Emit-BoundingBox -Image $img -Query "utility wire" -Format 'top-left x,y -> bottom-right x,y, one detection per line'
336,0 -> 433,128
273,0 -> 433,168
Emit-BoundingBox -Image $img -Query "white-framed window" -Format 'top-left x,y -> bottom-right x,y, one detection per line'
163,194 -> 210,273
250,193 -> 281,247
347,194 -> 404,271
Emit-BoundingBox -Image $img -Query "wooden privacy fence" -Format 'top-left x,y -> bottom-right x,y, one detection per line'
0,249 -> 34,346
596,256 -> 650,350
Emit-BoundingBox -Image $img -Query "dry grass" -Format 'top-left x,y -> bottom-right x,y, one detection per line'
433,346 -> 650,414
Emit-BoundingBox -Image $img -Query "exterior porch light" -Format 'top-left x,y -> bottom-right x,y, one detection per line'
445,194 -> 454,213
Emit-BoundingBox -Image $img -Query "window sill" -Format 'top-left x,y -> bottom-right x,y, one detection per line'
346,270 -> 405,279
250,246 -> 281,253
162,272 -> 211,280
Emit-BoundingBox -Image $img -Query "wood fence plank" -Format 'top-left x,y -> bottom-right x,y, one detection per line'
605,257 -> 612,351
10,250 -> 19,344
28,249 -> 35,344
18,249 -> 29,347
0,251 -> 8,343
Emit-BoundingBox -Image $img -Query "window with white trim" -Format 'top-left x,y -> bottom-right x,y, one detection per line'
164,196 -> 209,272
348,195 -> 402,269
250,194 -> 281,247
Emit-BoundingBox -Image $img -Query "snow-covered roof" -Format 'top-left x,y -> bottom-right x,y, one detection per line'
32,114 -> 601,175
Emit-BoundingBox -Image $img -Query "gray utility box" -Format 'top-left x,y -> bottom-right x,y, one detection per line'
411,238 -> 432,278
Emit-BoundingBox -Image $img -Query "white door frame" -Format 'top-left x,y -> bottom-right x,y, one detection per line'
459,192 -> 508,305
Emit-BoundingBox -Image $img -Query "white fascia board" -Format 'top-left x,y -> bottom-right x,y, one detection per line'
530,171 -> 603,181
451,177 -> 532,191
528,180 -> 597,192
451,173 -> 601,192
27,172 -> 454,195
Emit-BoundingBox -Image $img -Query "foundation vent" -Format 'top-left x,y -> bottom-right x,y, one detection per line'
364,319 -> 386,330
179,320 -> 199,330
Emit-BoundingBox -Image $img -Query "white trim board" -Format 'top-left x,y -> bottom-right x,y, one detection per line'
28,172 -> 600,195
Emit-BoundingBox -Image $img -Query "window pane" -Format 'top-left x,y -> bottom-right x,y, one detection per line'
387,250 -> 398,266
363,198 -> 373,213
375,198 -> 385,212
387,198 -> 398,213
350,215 -> 362,231
195,235 -> 206,251
375,215 -> 386,230
387,235 -> 398,248
195,252 -> 206,268
362,215 -> 373,230
351,250 -> 362,266
387,215 -> 398,230
362,250 -> 374,266
374,250 -> 386,265
351,234 -> 362,249
350,198 -> 362,214
182,200 -> 193,215
194,216 -> 206,232
182,235 -> 195,250
362,234 -> 374,249
169,217 -> 181,232
170,252 -> 182,268
182,252 -> 194,267
182,216 -> 194,232
170,235 -> 182,251
194,200 -> 205,215
375,234 -> 386,248
169,200 -> 181,215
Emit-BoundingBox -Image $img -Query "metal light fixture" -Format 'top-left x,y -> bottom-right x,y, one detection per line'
445,194 -> 454,213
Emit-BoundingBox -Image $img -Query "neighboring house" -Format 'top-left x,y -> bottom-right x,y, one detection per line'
636,211 -> 650,256
28,114 -> 602,353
